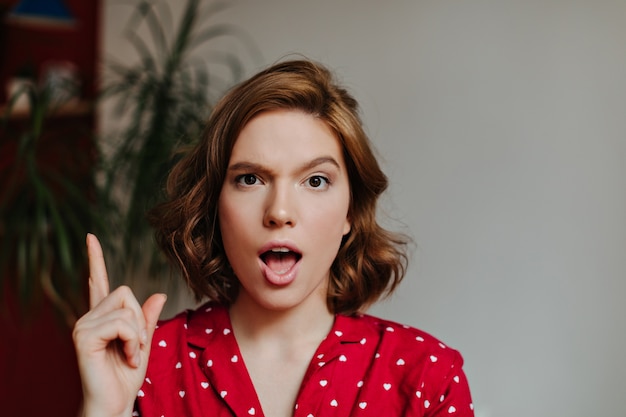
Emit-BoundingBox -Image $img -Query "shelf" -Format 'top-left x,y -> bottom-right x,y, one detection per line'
0,100 -> 92,120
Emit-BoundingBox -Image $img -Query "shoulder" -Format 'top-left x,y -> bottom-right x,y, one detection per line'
349,313 -> 466,377
153,309 -> 190,339
358,313 -> 462,353
348,314 -> 474,414
148,302 -> 227,370
153,301 -> 227,337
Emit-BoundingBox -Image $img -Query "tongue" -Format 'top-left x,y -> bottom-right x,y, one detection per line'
264,252 -> 298,275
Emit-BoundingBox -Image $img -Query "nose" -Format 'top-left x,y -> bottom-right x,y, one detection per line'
263,182 -> 296,228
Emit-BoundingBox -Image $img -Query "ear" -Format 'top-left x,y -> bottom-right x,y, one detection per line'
342,215 -> 351,236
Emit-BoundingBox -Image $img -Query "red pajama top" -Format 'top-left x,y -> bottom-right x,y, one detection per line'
134,303 -> 474,417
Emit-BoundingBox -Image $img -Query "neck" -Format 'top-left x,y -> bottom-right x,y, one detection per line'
229,294 -> 334,348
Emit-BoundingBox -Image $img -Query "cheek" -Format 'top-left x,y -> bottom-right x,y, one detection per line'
218,205 -> 252,277
218,196 -> 245,250
218,189 -> 248,229
217,197 -> 229,235
219,193 -> 264,257
310,203 -> 350,241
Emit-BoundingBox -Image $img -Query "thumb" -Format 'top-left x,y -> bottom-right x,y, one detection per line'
142,293 -> 167,341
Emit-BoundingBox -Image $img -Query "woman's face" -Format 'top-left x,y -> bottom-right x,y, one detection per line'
218,109 -> 351,313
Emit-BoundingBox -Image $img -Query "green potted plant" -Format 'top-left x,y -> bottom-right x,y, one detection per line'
100,0 -> 259,297
0,80 -> 102,326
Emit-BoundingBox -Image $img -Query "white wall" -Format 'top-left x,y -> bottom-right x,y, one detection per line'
102,1 -> 626,416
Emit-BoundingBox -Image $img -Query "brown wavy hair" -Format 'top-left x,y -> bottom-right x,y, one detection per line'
148,59 -> 410,315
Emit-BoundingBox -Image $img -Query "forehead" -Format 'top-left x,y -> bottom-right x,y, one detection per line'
229,110 -> 345,168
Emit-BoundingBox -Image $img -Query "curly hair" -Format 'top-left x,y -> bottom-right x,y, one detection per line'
148,59 -> 410,315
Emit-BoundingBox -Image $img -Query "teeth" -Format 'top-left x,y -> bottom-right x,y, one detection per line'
271,247 -> 290,253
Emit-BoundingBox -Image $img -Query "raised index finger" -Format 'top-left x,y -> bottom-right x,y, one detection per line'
87,233 -> 110,309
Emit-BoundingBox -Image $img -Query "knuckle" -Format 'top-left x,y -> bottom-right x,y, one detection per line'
72,314 -> 87,334
72,323 -> 88,344
116,285 -> 134,297
71,326 -> 81,342
110,309 -> 135,328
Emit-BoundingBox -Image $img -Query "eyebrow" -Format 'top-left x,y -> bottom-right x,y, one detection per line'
227,156 -> 341,174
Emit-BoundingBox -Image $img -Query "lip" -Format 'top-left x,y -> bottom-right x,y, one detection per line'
258,240 -> 302,286
257,240 -> 302,256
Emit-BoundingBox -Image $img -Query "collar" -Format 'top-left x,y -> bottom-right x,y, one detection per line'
185,302 -> 380,350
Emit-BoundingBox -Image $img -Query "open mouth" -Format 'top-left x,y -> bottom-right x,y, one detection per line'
260,247 -> 302,275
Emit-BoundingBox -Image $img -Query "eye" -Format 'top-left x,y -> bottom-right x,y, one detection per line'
236,174 -> 260,186
305,175 -> 330,189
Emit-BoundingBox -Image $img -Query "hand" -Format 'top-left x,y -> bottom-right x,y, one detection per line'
73,234 -> 167,417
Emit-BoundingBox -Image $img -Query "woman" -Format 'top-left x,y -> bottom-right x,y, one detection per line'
74,59 -> 474,416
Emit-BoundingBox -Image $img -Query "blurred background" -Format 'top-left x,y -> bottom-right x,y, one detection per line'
1,0 -> 625,416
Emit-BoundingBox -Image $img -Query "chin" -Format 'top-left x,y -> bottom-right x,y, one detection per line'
246,287 -> 328,314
